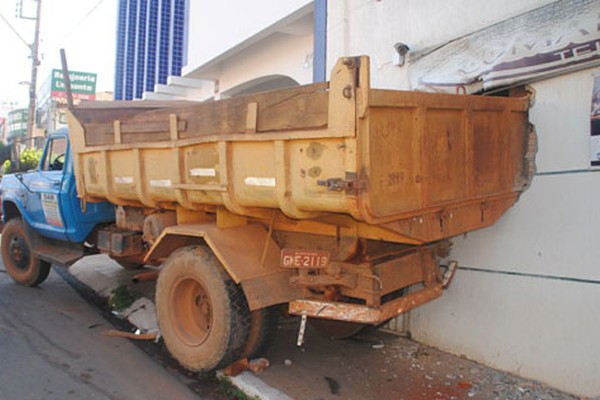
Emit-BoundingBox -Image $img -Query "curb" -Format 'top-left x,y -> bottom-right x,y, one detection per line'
69,256 -> 292,400
217,371 -> 294,400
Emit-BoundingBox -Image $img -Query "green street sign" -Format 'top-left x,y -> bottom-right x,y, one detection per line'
50,69 -> 97,100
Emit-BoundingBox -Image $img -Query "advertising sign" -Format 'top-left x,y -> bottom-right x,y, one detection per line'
6,108 -> 28,140
49,69 -> 97,101
409,0 -> 600,94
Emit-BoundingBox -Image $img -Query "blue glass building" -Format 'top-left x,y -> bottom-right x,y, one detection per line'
114,0 -> 187,100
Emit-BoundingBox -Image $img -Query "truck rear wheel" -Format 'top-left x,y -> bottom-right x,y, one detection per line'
242,305 -> 280,359
156,245 -> 251,371
1,218 -> 51,287
310,319 -> 367,339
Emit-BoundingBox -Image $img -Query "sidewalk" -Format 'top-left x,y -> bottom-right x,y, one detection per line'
257,320 -> 580,400
68,255 -> 583,400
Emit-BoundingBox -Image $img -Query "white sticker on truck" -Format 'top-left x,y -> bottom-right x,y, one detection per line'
244,177 -> 276,187
149,179 -> 172,188
114,176 -> 134,184
41,193 -> 64,227
190,168 -> 216,177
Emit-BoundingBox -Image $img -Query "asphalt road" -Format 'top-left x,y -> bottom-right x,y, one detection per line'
0,266 -> 203,400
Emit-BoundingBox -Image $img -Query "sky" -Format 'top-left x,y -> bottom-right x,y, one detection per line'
0,0 -> 116,116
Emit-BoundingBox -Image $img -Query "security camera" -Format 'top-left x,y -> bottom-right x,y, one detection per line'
392,42 -> 410,66
394,42 -> 410,56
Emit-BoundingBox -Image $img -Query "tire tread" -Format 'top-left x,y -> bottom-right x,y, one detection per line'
242,306 -> 280,359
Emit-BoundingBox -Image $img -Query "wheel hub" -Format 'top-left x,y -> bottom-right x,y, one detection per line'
9,234 -> 30,271
170,277 -> 212,346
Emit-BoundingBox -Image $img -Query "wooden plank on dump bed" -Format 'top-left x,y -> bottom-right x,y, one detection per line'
88,82 -> 330,143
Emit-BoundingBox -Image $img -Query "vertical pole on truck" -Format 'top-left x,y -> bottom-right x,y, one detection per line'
60,49 -> 74,111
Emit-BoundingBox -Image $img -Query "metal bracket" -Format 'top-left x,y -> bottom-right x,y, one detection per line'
317,172 -> 366,194
297,311 -> 308,346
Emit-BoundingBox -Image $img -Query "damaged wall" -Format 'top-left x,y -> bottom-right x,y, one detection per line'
327,0 -> 600,397
410,66 -> 600,397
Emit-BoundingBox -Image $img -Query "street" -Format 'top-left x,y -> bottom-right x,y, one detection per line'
0,266 -> 205,400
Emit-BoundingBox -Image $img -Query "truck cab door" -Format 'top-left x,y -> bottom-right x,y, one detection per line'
26,135 -> 68,240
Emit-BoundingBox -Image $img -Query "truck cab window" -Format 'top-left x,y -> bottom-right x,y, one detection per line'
42,137 -> 67,171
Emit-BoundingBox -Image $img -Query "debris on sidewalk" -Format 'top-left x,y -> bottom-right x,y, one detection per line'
223,359 -> 249,377
255,319 -> 582,400
121,297 -> 159,334
102,329 -> 157,341
223,358 -> 271,377
324,376 -> 340,395
248,358 -> 270,373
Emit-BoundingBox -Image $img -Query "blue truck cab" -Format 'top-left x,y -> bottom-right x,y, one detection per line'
1,129 -> 115,285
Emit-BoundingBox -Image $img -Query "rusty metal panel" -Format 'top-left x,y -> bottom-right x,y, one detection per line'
69,56 -> 533,246
144,222 -> 300,311
365,107 -> 422,216
288,283 -> 443,324
97,228 -> 144,257
471,110 -> 508,196
358,89 -> 531,228
422,109 -> 468,206
145,222 -> 280,282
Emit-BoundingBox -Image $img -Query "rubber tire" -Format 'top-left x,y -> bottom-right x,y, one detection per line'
242,305 -> 280,359
156,245 -> 251,371
1,218 -> 51,287
310,319 -> 367,340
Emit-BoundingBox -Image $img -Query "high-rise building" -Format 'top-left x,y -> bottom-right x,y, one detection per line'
114,0 -> 186,100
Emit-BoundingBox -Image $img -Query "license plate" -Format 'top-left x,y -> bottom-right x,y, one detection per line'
280,249 -> 330,269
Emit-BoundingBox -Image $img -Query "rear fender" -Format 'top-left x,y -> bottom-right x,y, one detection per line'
145,222 -> 300,311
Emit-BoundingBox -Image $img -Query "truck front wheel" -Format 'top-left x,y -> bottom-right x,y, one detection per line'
1,218 -> 51,286
156,245 -> 251,371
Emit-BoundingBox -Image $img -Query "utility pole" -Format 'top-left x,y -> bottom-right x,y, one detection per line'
25,0 -> 42,144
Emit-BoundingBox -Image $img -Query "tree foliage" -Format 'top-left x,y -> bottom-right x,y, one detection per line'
2,148 -> 43,174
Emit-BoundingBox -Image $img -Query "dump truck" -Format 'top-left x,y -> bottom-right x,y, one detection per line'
0,56 -> 536,371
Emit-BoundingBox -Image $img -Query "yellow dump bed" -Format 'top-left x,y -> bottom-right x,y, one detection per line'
68,56 -> 535,245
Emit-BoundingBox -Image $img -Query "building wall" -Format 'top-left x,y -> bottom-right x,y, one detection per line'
180,1 -> 315,100
410,67 -> 600,397
326,0 -> 550,89
114,0 -> 185,100
327,0 -> 599,396
198,32 -> 314,98
183,0 -> 313,76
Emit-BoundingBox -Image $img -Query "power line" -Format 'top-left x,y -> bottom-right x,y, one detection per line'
59,0 -> 105,44
0,11 -> 31,49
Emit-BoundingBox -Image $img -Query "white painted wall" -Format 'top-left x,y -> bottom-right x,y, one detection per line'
327,1 -> 600,396
326,0 -> 551,89
184,0 -> 313,74
181,1 -> 314,100
411,168 -> 600,396
199,32 -> 314,97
